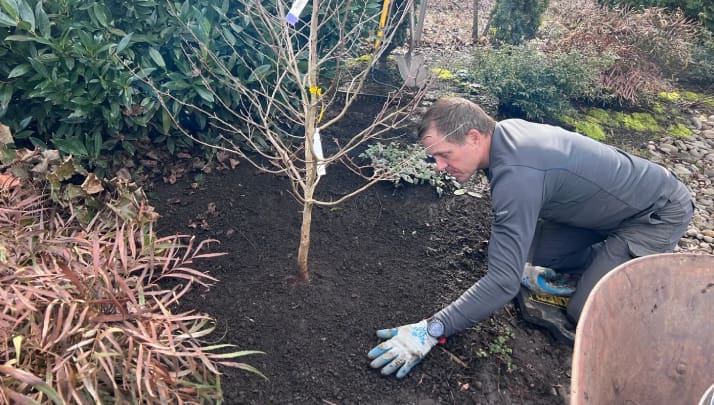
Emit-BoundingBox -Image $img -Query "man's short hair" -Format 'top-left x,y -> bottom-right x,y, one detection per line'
418,97 -> 496,143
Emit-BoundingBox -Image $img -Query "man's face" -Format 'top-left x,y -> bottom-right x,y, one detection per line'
421,126 -> 483,183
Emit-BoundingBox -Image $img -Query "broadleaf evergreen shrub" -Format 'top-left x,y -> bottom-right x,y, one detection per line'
0,0 -> 403,176
0,0 -> 224,175
0,0 -> 378,174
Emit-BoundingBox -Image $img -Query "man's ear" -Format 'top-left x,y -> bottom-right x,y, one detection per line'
466,129 -> 483,144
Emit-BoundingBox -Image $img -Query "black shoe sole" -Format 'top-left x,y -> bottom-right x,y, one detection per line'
515,287 -> 575,344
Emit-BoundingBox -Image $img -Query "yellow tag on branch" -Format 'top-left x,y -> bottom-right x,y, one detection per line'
309,86 -> 322,97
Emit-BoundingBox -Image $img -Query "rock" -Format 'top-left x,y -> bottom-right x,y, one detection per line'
654,112 -> 714,255
691,149 -> 707,159
691,116 -> 703,130
672,164 -> 693,179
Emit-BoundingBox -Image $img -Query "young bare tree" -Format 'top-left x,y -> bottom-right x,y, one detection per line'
128,0 -> 427,282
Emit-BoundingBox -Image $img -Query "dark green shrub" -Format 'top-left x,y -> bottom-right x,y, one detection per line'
467,44 -> 614,121
487,0 -> 549,45
0,0 -> 233,175
682,29 -> 714,86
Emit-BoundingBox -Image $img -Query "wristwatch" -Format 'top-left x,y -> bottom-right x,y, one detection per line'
426,318 -> 445,339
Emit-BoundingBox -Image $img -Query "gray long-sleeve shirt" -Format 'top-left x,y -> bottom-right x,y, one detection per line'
434,119 -> 683,337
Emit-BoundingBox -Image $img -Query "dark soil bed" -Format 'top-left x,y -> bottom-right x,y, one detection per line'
151,102 -> 573,404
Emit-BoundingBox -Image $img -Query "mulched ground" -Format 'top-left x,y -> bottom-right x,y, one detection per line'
151,100 -> 572,404
148,3 -> 581,403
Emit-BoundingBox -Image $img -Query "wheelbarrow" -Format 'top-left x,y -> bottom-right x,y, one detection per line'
571,253 -> 714,404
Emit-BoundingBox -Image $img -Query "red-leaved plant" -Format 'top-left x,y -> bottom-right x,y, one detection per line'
542,0 -> 702,103
0,170 -> 264,403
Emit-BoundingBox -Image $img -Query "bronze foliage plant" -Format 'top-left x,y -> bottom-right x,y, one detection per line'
0,146 -> 264,403
542,1 -> 703,103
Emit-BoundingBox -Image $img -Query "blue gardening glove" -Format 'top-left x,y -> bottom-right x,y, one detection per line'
367,320 -> 437,379
521,263 -> 576,296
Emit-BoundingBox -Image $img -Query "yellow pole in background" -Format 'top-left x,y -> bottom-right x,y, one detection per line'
374,0 -> 391,49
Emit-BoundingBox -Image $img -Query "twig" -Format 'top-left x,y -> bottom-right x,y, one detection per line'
440,347 -> 468,368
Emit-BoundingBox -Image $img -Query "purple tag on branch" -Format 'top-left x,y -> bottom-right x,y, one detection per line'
286,0 -> 308,26
286,13 -> 299,26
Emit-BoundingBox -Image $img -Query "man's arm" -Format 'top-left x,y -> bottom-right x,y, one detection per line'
367,166 -> 545,379
433,166 -> 544,336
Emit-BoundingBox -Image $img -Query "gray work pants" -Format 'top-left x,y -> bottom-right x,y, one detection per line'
529,182 -> 694,323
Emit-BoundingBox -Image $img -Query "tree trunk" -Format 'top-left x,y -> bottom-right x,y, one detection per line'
296,199 -> 314,282
472,0 -> 479,42
295,0 -> 321,282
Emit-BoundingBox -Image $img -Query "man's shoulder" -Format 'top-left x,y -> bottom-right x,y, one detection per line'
495,119 -> 561,136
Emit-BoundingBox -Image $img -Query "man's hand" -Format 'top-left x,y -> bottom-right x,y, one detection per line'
367,320 -> 438,379
521,263 -> 576,296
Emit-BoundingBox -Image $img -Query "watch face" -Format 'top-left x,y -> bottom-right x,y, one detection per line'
427,319 -> 444,338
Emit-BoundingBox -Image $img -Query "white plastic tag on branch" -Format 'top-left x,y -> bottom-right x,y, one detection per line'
313,128 -> 326,177
286,0 -> 309,26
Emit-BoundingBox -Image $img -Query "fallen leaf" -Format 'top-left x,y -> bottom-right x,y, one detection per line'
81,173 -> 104,194
0,124 -> 12,145
0,173 -> 19,189
454,188 -> 466,195
115,168 -> 132,181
